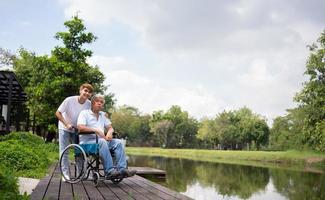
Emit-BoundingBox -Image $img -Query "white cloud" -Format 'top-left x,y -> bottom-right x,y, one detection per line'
20,21 -> 32,27
65,0 -> 324,123
89,56 -> 226,118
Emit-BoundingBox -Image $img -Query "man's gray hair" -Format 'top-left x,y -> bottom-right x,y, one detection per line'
91,94 -> 105,104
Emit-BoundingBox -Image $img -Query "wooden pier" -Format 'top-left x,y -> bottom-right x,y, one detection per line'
130,166 -> 166,179
30,163 -> 191,200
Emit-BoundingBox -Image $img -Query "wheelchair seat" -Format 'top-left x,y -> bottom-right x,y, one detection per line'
78,143 -> 99,155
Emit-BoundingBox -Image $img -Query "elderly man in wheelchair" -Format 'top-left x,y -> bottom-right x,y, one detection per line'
59,94 -> 136,186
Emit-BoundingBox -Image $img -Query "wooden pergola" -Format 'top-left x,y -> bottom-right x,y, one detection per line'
0,70 -> 27,134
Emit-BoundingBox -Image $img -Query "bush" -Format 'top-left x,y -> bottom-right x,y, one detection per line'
0,132 -> 58,177
0,132 -> 58,199
0,140 -> 49,171
0,165 -> 28,200
0,132 -> 45,145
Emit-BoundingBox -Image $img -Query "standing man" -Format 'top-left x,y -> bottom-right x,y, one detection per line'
77,94 -> 136,179
56,83 -> 93,181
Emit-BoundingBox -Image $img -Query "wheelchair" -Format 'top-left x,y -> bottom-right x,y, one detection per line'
59,129 -> 126,186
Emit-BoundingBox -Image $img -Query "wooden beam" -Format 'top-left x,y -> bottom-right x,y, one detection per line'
6,73 -> 13,133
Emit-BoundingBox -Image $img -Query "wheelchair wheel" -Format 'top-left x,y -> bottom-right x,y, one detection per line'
93,172 -> 100,187
59,144 -> 87,183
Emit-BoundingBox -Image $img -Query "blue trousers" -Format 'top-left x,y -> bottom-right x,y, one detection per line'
59,129 -> 75,176
80,137 -> 127,174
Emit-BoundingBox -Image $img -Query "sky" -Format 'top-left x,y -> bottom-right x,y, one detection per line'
1,0 -> 324,124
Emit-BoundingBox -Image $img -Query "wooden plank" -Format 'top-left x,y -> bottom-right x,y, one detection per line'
132,175 -> 192,200
73,181 -> 89,200
43,163 -> 62,200
59,182 -> 74,200
104,181 -> 135,200
30,163 -> 57,200
118,180 -> 152,200
127,176 -> 173,200
96,181 -> 119,200
129,167 -> 166,179
31,163 -> 190,200
122,177 -> 160,200
83,180 -> 105,200
129,167 -> 166,176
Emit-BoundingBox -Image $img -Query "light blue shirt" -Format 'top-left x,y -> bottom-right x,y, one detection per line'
77,109 -> 111,143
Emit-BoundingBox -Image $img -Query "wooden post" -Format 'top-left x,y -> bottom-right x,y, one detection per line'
16,88 -> 22,131
5,73 -> 13,134
32,114 -> 35,134
25,109 -> 30,131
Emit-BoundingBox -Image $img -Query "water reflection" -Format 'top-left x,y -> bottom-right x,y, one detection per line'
128,155 -> 325,200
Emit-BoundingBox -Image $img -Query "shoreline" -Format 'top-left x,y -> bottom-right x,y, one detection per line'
126,147 -> 325,173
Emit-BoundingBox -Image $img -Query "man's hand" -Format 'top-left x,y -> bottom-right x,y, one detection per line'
66,124 -> 73,130
93,128 -> 105,138
105,126 -> 114,141
105,132 -> 113,141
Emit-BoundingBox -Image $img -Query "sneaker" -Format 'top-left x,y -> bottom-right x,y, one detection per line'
62,175 -> 70,182
105,169 -> 120,180
120,169 -> 137,178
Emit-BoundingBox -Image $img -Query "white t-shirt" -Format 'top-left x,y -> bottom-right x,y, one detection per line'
77,109 -> 111,142
57,96 -> 91,132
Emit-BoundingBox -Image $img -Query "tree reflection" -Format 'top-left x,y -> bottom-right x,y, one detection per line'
129,155 -> 269,199
270,169 -> 325,200
195,163 -> 269,199
128,155 -> 325,200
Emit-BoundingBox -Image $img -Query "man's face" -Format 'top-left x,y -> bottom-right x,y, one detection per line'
92,98 -> 105,111
79,87 -> 92,100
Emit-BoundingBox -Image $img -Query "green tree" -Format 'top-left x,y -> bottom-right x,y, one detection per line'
103,93 -> 116,116
295,30 -> 325,151
0,47 -> 15,68
111,105 -> 153,145
13,16 -> 106,130
236,107 -> 269,150
270,108 -> 305,150
111,105 -> 139,140
198,107 -> 269,150
215,110 -> 241,150
151,120 -> 174,148
150,105 -> 198,148
197,118 -> 218,148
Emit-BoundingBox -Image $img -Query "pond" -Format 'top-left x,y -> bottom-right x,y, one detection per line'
128,155 -> 325,200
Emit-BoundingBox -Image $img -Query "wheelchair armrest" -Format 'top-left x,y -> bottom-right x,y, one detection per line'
78,131 -> 96,135
78,131 -> 98,143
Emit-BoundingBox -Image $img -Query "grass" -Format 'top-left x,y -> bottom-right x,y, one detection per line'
126,147 -> 325,171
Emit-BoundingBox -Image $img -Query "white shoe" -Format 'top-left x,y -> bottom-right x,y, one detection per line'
62,173 -> 70,182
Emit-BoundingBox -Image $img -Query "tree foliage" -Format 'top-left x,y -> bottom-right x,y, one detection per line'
13,16 -> 106,127
295,30 -> 325,151
150,105 -> 198,148
111,105 -> 153,146
269,108 -> 305,150
0,47 -> 15,68
197,107 -> 269,150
